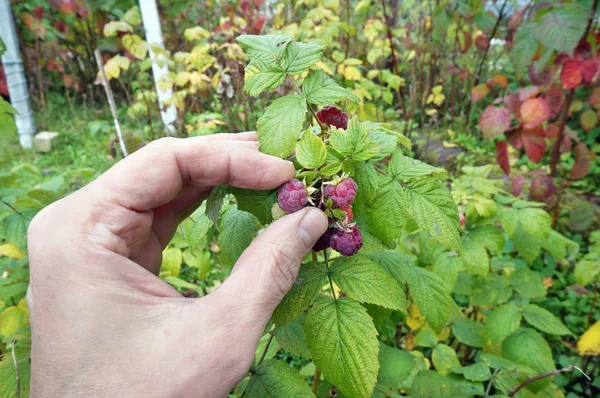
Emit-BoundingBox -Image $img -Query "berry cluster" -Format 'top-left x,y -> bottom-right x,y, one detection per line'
316,106 -> 349,130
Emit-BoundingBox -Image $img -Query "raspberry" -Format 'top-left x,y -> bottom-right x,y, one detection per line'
313,228 -> 334,252
277,179 -> 308,213
340,205 -> 354,221
330,226 -> 363,256
324,178 -> 358,208
316,106 -> 349,130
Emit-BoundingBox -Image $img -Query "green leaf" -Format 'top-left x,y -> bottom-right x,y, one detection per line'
502,328 -> 556,392
188,212 -> 212,248
433,252 -> 462,290
534,4 -> 589,55
414,328 -> 437,347
509,267 -> 546,299
480,354 -> 536,374
245,359 -> 315,397
469,226 -> 505,253
0,345 -> 31,398
330,254 -> 407,312
519,208 -> 551,239
243,59 -> 286,96
206,185 -> 229,229
257,95 -> 307,158
302,70 -> 360,105
236,34 -> 292,61
575,252 -> 600,287
461,240 -> 489,277
272,262 -> 327,326
452,319 -> 486,348
406,178 -> 462,254
411,370 -> 461,398
0,98 -> 17,139
484,303 -> 522,347
366,176 -> 408,244
230,188 -> 277,225
295,129 -> 327,169
161,247 -> 182,277
349,162 -> 378,216
284,42 -> 324,74
469,274 -> 512,307
500,208 -> 519,236
122,6 -> 142,26
305,297 -> 379,398
522,304 -> 572,336
452,362 -> 492,382
217,205 -> 260,267
368,130 -> 397,161
432,344 -> 460,376
377,343 -> 415,388
511,23 -> 538,78
1,209 -> 36,249
330,118 -> 380,161
389,151 -> 447,180
275,314 -> 311,359
542,230 -> 579,261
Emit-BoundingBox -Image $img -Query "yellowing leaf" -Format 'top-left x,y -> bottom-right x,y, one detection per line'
0,243 -> 25,259
104,55 -> 131,80
569,100 -> 583,113
0,298 -> 29,341
406,50 -> 416,61
426,108 -> 438,116
343,65 -> 361,81
175,71 -> 191,87
407,303 -> 426,330
578,321 -> 600,356
161,247 -> 182,277
184,26 -> 210,41
432,85 -> 443,95
580,109 -> 598,132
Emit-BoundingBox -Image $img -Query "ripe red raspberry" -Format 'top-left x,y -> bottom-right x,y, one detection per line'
340,205 -> 354,221
324,178 -> 358,208
330,226 -> 363,256
316,106 -> 349,130
313,228 -> 334,252
278,179 -> 308,213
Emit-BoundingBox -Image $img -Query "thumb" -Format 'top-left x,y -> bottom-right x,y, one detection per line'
214,207 -> 328,319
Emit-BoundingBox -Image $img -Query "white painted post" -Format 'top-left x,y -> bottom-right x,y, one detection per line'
0,0 -> 36,148
138,0 -> 177,135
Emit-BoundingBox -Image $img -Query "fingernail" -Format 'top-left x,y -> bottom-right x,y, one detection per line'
298,208 -> 328,249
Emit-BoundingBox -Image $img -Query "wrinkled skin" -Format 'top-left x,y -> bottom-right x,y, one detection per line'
27,133 -> 327,397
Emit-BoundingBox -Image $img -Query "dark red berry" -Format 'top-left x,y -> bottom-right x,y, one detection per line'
324,178 -> 358,208
313,228 -> 334,252
278,179 -> 308,213
316,106 -> 349,130
330,226 -> 363,256
340,205 -> 354,221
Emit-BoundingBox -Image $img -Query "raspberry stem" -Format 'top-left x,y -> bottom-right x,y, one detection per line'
286,75 -> 325,131
323,250 -> 337,301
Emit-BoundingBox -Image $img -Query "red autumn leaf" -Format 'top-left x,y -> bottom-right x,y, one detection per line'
62,74 -> 74,88
520,97 -> 550,129
590,87 -> 600,109
60,0 -> 77,14
529,64 -> 558,86
0,66 -> 8,97
544,86 -> 564,119
508,8 -> 525,31
490,74 -> 508,88
471,83 -> 490,102
504,94 -> 521,115
496,141 -> 510,175
570,142 -> 593,179
580,109 -> 598,131
78,5 -> 89,18
544,124 -> 560,139
561,57 -> 584,89
475,33 -> 489,50
34,6 -> 44,20
459,69 -> 470,81
517,86 -> 540,102
480,106 -> 512,139
511,127 -> 546,163
457,30 -> 472,53
582,59 -> 598,83
54,20 -> 67,33
510,174 -> 525,196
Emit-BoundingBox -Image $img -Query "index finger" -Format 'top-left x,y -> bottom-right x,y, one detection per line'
90,136 -> 295,212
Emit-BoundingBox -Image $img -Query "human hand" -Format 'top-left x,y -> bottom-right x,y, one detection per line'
26,133 -> 328,397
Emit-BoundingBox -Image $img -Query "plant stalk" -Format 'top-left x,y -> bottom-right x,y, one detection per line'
508,365 -> 590,397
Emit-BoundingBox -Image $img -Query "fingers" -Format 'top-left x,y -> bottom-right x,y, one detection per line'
211,208 -> 328,325
89,135 -> 294,212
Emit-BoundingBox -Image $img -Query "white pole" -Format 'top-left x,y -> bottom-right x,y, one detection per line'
138,0 -> 177,135
0,0 -> 36,148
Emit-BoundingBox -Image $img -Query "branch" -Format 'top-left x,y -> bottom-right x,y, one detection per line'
311,367 -> 322,394
508,365 -> 590,397
11,339 -> 20,398
474,0 -> 508,86
549,90 -> 575,176
323,249 -> 337,301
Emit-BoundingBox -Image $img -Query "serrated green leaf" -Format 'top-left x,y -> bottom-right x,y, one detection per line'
509,267 -> 546,299
243,59 -> 286,96
519,208 -> 551,239
432,344 -> 460,376
1,209 -> 36,249
522,304 -> 572,336
275,314 -> 311,359
502,328 -> 556,392
406,178 -> 462,254
575,252 -> 600,287
469,226 -> 505,253
480,354 -> 536,374
284,42 -> 324,74
245,359 -> 314,397
305,297 -> 379,398
452,319 -> 486,348
330,254 -> 407,312
511,23 -> 538,78
513,225 -> 542,264
433,252 -> 462,290
469,274 -> 512,307
188,213 -> 212,248
446,374 -> 485,397
411,370 -> 461,398
206,185 -> 229,229
0,97 -> 17,139
366,176 -> 408,244
272,262 -> 327,326
377,343 -> 415,388
500,208 -> 519,236
414,328 -> 437,347
217,205 -> 260,267
330,118 -> 380,161
453,362 -> 492,382
484,303 -> 522,347
461,240 -> 489,277
302,69 -> 360,105
542,230 -> 578,261
319,161 -> 342,176
296,129 -> 327,169
236,34 -> 292,61
368,130 -> 397,161
230,188 -> 277,225
534,4 -> 588,55
389,150 -> 447,180
257,95 -> 307,159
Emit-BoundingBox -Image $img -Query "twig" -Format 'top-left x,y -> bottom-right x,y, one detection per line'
1,199 -> 21,215
549,90 -> 575,176
375,385 -> 394,397
311,367 -> 322,394
256,332 -> 275,368
324,250 -> 337,301
11,339 -> 20,398
94,49 -> 129,158
508,365 -> 590,397
474,0 -> 508,86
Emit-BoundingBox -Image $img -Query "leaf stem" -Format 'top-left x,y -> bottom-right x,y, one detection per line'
1,199 -> 21,215
323,249 -> 337,301
11,339 -> 20,398
311,367 -> 321,394
375,385 -> 394,398
256,332 -> 276,368
485,368 -> 500,396
508,365 -> 590,397
286,74 -> 324,130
